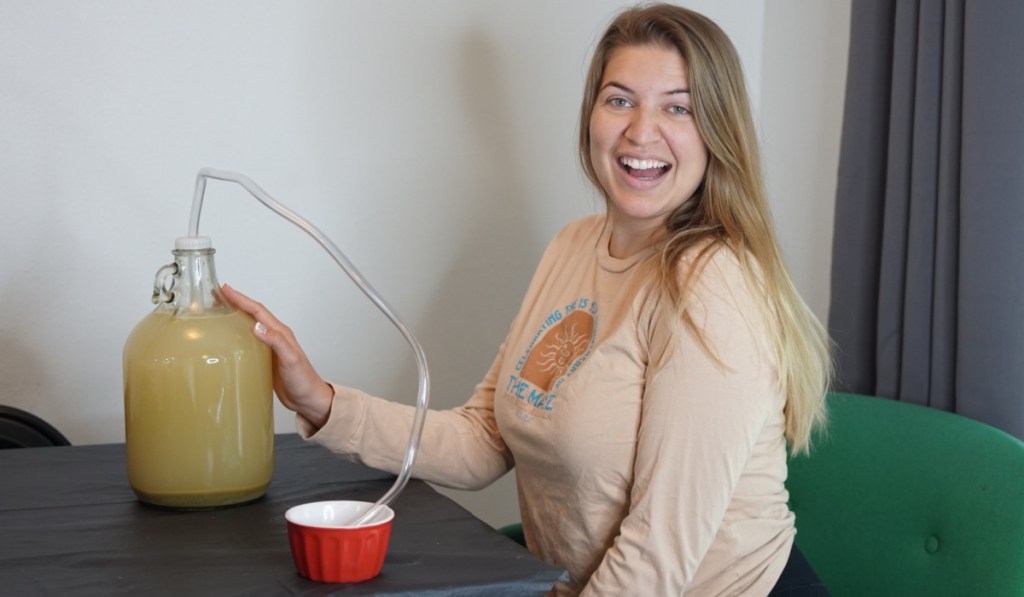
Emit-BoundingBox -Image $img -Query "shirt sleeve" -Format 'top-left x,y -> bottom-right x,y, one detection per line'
295,339 -> 515,491
581,249 -> 781,595
294,219 -> 592,492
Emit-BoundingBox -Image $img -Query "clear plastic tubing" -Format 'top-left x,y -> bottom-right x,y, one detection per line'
189,167 -> 429,527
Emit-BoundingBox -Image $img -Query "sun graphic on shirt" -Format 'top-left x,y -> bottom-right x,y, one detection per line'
519,309 -> 596,391
535,323 -> 591,378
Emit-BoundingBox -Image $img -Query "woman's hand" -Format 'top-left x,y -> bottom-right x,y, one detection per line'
221,284 -> 334,430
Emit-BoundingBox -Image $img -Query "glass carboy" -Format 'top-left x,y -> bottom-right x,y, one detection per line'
123,236 -> 273,509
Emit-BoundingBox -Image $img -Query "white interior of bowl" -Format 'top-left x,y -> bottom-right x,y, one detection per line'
286,500 -> 395,528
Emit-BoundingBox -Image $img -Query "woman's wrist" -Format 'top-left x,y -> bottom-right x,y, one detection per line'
298,380 -> 335,430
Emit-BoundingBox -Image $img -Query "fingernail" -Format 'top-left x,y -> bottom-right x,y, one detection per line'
254,322 -> 267,336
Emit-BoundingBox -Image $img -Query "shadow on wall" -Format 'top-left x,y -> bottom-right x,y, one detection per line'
383,30 -> 542,527
0,187 -> 78,444
0,335 -> 61,441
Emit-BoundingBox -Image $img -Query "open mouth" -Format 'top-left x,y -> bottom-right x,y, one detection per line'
619,157 -> 671,181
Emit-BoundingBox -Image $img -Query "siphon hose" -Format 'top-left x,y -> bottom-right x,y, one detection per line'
190,167 -> 429,527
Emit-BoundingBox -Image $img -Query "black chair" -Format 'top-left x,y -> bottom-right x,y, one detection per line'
0,405 -> 71,448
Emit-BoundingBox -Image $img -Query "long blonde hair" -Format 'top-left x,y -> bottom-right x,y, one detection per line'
579,3 -> 831,454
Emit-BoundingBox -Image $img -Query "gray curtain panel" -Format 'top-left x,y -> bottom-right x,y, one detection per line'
828,0 -> 1024,440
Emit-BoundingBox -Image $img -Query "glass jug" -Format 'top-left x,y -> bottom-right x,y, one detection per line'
123,236 -> 273,509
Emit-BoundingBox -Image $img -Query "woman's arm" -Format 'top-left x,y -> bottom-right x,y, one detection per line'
305,349 -> 515,490
582,250 -> 784,595
223,283 -> 514,490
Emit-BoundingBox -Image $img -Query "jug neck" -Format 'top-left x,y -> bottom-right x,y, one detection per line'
164,248 -> 231,317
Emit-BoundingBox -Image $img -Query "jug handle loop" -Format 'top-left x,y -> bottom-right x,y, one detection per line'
152,262 -> 179,304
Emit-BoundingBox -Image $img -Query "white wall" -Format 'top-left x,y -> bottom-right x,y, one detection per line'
0,1 -> 847,528
762,0 -> 851,323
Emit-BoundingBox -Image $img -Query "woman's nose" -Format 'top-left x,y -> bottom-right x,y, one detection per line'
624,109 -> 659,146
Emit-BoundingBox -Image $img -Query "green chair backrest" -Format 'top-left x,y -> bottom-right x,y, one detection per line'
787,392 -> 1024,596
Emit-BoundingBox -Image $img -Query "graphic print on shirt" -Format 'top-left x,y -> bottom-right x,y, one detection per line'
505,297 -> 598,422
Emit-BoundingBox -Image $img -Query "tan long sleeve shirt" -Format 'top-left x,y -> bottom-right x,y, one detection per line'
299,215 -> 794,595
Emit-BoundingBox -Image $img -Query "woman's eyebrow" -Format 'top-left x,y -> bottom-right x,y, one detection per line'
601,81 -> 634,94
600,81 -> 690,95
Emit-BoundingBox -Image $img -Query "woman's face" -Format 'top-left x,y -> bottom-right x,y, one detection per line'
589,44 -> 709,247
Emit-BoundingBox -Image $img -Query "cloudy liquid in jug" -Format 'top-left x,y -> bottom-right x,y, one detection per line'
124,310 -> 273,509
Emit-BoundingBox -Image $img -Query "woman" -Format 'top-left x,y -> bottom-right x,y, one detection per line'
225,4 -> 831,595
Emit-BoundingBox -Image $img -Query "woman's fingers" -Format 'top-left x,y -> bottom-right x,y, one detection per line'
219,284 -> 333,426
223,284 -> 296,356
222,284 -> 296,350
222,284 -> 286,330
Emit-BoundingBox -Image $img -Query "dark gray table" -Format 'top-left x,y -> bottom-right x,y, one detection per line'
0,434 -> 562,595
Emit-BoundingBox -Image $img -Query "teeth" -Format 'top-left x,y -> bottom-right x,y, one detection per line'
620,157 -> 668,170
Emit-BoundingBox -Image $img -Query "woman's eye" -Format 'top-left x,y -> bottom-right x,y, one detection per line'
609,97 -> 631,108
668,105 -> 691,115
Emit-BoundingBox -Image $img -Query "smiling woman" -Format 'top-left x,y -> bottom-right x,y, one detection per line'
220,3 -> 832,596
588,44 -> 709,257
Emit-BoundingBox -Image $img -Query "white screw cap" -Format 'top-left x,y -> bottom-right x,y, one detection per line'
175,236 -> 214,250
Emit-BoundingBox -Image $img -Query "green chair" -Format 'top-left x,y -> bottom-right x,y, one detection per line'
787,392 -> 1024,596
499,392 -> 1024,595
498,522 -> 527,548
